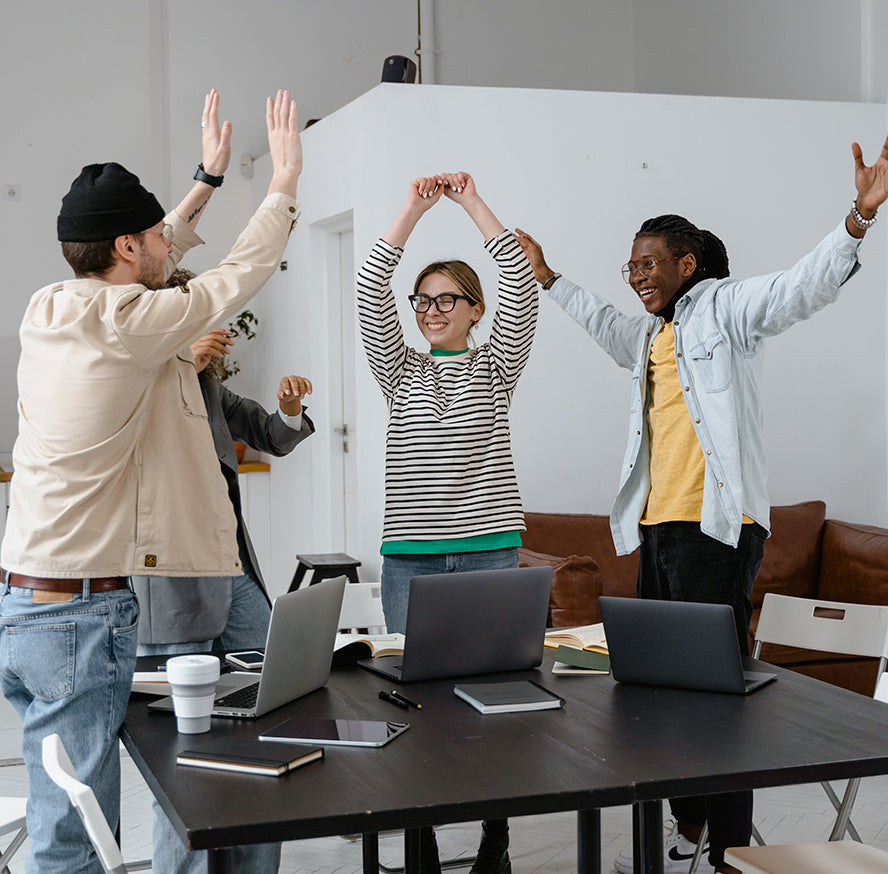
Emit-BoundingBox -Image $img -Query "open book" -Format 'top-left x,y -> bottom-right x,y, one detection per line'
333,632 -> 405,660
544,623 -> 608,653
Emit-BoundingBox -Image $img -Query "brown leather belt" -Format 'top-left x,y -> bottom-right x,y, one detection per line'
0,569 -> 129,593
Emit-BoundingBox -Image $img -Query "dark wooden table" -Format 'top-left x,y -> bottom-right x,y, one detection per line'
120,655 -> 888,874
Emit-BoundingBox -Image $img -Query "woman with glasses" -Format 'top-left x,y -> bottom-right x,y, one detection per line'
357,171 -> 536,874
514,134 -> 888,874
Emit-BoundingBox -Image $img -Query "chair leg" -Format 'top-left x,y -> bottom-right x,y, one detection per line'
689,816 -> 765,873
688,822 -> 708,874
0,826 -> 27,873
827,777 -> 862,842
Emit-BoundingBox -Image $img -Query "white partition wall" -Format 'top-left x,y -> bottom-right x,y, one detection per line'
249,84 -> 887,593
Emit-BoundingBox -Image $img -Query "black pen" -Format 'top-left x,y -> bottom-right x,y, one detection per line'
378,690 -> 409,710
391,690 -> 422,710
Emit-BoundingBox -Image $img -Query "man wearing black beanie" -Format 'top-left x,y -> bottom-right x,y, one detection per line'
0,88 -> 303,874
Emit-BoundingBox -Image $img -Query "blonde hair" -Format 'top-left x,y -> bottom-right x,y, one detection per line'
413,260 -> 486,340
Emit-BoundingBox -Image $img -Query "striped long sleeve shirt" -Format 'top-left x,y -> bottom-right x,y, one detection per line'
357,230 -> 538,544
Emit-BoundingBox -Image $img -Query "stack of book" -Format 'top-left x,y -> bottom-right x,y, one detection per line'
544,624 -> 610,675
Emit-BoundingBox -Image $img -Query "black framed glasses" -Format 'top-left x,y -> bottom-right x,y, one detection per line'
408,293 -> 473,313
621,255 -> 683,283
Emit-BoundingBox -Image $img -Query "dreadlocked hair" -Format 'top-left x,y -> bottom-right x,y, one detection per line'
635,214 -> 729,285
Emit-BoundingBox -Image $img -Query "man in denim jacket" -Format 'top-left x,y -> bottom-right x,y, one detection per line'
515,133 -> 888,874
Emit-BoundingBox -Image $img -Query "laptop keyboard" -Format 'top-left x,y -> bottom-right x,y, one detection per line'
215,682 -> 259,709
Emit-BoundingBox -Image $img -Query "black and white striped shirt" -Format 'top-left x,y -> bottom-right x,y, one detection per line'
357,231 -> 538,543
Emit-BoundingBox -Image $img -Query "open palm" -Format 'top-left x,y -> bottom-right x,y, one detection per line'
853,134 -> 888,214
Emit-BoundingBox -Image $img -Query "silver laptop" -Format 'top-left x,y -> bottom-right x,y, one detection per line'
150,576 -> 346,718
599,596 -> 777,695
359,566 -> 552,682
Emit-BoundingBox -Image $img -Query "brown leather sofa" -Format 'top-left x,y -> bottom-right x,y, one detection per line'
521,501 -> 888,695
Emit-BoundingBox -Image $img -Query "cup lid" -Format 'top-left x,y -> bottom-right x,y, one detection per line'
166,654 -> 221,684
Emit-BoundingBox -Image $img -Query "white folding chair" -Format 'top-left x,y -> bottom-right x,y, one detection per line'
725,840 -> 888,873
338,581 -> 387,632
0,797 -> 27,873
41,734 -> 128,874
691,595 -> 888,872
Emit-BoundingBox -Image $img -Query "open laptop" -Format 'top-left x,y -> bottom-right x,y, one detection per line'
150,576 -> 346,718
598,596 -> 778,695
359,566 -> 552,682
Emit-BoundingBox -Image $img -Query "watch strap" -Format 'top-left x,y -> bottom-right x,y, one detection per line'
194,163 -> 224,188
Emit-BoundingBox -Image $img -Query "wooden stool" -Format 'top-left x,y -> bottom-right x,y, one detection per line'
288,553 -> 361,592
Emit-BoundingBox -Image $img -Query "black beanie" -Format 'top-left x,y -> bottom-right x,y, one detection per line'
57,162 -> 165,242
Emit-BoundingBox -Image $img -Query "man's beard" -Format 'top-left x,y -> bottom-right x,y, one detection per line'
136,248 -> 167,290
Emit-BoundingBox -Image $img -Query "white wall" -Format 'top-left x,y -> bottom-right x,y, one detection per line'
249,84 -> 886,592
2,2 -> 887,586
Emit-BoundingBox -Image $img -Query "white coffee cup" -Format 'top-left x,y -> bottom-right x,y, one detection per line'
166,655 -> 220,734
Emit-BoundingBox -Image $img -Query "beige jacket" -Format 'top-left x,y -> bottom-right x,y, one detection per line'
1,193 -> 299,578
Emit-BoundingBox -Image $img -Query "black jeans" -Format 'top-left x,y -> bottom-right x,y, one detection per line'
637,521 -> 766,868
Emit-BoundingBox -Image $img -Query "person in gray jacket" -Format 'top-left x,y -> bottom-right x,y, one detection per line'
133,284 -> 314,874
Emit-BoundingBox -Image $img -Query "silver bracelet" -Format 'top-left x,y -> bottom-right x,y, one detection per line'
850,201 -> 878,230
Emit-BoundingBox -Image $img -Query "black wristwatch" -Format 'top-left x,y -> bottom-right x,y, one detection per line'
193,163 -> 224,188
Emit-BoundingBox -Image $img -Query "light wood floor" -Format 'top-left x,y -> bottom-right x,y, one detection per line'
0,751 -> 887,872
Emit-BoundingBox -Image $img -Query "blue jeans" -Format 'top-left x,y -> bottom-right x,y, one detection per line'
381,548 -> 520,634
0,581 -> 139,874
638,521 -> 766,868
141,572 -> 280,874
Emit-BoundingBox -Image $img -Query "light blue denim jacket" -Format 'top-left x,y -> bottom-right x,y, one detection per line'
548,220 -> 863,554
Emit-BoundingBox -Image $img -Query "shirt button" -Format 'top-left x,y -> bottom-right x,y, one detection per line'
718,482 -> 724,488
288,206 -> 296,213
706,450 -> 712,456
674,321 -> 680,327
677,352 -> 682,358
695,418 -> 701,424
684,386 -> 690,392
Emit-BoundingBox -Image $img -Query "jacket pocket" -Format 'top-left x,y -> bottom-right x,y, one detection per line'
176,355 -> 208,419
687,333 -> 731,393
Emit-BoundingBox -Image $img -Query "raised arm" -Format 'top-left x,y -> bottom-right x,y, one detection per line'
439,172 -> 505,242
265,89 -> 303,200
382,177 -> 444,248
172,90 -> 232,230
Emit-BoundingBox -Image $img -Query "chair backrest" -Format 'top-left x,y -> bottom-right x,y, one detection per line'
41,734 -> 127,874
754,594 -> 888,688
337,582 -> 386,632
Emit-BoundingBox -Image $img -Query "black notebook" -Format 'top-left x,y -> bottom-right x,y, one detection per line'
453,680 -> 564,714
176,738 -> 324,777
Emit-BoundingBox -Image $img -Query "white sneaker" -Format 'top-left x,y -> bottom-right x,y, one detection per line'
613,820 -> 713,873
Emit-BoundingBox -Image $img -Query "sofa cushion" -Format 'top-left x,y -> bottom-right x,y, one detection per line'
523,512 -> 638,599
518,548 -> 603,627
818,519 -> 888,606
752,500 -> 825,608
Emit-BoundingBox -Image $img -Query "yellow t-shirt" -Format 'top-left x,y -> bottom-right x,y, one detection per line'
640,323 -> 705,524
641,323 -> 753,526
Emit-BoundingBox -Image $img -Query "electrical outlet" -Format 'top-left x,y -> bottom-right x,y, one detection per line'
3,185 -> 22,202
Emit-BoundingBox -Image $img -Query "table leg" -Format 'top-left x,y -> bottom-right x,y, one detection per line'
633,800 -> 663,874
404,827 -> 421,874
577,808 -> 601,874
206,847 -> 234,873
363,832 -> 380,874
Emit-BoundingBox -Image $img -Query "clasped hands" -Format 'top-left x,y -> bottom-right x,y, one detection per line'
410,172 -> 478,210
